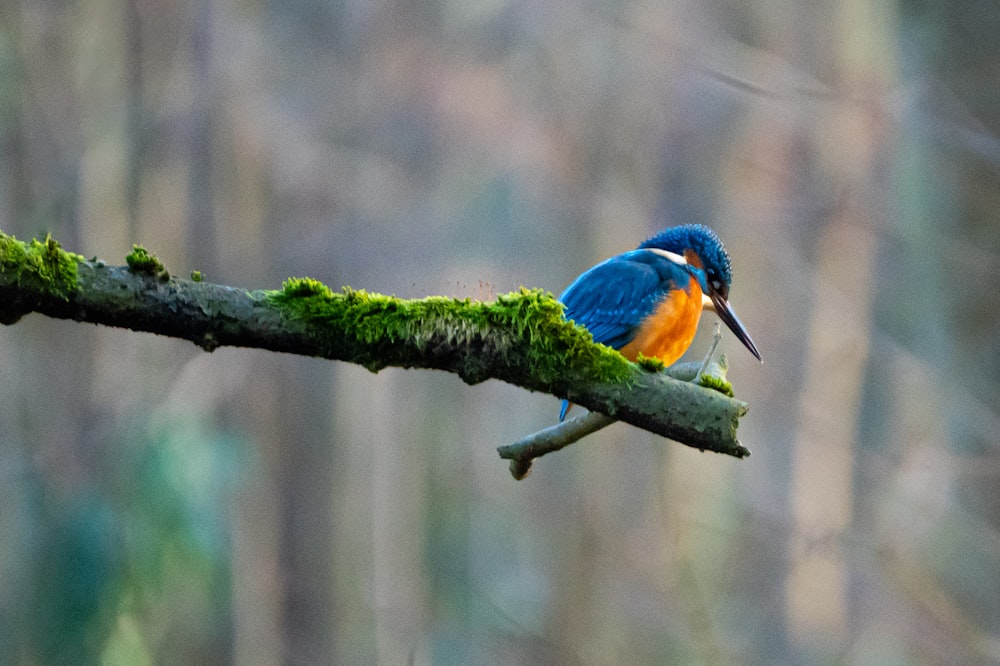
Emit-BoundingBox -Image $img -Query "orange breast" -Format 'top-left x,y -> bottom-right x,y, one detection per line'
619,282 -> 704,365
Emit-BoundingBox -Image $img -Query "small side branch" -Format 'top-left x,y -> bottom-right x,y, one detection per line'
499,355 -> 748,479
499,411 -> 616,479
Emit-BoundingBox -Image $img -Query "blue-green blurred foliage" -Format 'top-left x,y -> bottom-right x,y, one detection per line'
13,416 -> 244,663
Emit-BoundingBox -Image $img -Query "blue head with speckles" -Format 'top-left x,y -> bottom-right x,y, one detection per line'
638,224 -> 734,299
639,224 -> 761,361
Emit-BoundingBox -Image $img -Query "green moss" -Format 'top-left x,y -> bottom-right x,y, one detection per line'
190,270 -> 203,282
126,245 -> 165,275
486,288 -> 632,386
279,276 -> 334,299
0,231 -> 83,300
699,373 -> 735,398
635,353 -> 665,372
267,281 -> 633,385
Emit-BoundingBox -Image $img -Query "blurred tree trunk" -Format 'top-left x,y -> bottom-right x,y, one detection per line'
274,360 -> 337,662
124,0 -> 143,239
186,0 -> 217,272
785,0 -> 894,652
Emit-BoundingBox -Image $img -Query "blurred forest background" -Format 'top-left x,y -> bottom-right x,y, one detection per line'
1,0 -> 999,664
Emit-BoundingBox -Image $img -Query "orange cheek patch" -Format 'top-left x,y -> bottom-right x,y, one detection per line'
619,284 -> 704,366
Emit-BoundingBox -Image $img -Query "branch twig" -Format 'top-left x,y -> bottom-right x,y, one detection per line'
499,411 -> 617,479
498,354 -> 747,479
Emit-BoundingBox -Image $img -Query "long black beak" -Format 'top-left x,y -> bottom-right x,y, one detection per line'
710,291 -> 762,362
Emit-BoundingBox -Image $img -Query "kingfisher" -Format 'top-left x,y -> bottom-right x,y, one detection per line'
558,224 -> 761,420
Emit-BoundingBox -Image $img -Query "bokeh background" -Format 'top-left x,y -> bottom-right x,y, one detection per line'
1,1 -> 999,664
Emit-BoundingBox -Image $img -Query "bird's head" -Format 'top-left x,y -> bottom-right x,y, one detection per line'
639,224 -> 762,361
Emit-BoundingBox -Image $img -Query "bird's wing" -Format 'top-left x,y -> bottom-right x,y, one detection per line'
558,250 -> 690,349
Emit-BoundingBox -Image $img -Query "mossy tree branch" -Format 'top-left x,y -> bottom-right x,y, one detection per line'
0,230 -> 751,465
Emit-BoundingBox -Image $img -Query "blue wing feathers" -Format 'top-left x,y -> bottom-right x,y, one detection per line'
558,250 -> 690,349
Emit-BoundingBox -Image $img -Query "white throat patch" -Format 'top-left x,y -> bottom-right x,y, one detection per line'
643,248 -> 687,266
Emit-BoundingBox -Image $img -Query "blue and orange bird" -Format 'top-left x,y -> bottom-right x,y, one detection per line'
558,224 -> 762,419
